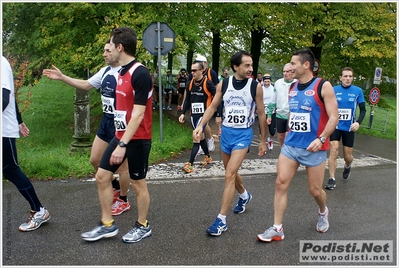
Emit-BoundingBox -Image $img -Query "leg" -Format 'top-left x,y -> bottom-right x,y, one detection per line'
90,135 -> 109,171
205,124 -> 212,140
307,163 -> 328,213
328,141 -> 340,179
307,161 -> 329,233
131,179 -> 150,224
219,148 -> 248,216
96,168 -> 115,223
115,160 -> 130,196
342,146 -> 354,168
273,153 -> 299,225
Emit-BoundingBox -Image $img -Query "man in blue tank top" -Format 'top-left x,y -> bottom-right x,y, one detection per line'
325,67 -> 366,190
257,48 -> 339,242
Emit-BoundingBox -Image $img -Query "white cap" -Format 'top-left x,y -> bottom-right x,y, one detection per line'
195,55 -> 207,62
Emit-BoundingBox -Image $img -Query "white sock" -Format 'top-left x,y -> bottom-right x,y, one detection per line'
239,190 -> 248,200
319,206 -> 328,215
273,224 -> 283,232
217,214 -> 226,224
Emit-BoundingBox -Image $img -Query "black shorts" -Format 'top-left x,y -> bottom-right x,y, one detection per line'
330,129 -> 355,148
99,137 -> 152,180
178,87 -> 185,95
276,117 -> 288,134
97,116 -> 116,143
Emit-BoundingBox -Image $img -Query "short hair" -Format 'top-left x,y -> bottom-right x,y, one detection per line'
222,67 -> 229,72
111,27 -> 137,57
292,48 -> 315,71
230,50 -> 252,73
340,67 -> 354,76
192,61 -> 204,70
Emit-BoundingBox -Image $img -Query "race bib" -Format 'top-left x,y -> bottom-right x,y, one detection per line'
289,112 -> 311,132
191,102 -> 205,114
180,82 -> 186,88
114,110 -> 127,131
226,106 -> 247,126
338,108 -> 352,121
101,96 -> 115,114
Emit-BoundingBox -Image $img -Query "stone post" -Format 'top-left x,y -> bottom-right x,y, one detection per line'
69,87 -> 92,154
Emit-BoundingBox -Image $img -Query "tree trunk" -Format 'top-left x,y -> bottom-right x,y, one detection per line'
212,30 -> 221,76
250,29 -> 263,76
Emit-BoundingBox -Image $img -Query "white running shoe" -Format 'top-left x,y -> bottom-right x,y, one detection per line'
208,137 -> 215,152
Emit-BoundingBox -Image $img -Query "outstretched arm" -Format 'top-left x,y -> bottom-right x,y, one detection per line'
42,65 -> 93,91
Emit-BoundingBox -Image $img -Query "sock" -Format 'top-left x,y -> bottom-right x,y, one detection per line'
345,165 -> 351,169
330,177 -> 335,180
273,224 -> 283,232
239,190 -> 248,200
217,214 -> 226,224
119,195 -> 127,202
137,220 -> 148,227
102,219 -> 114,227
189,143 -> 200,163
319,206 -> 328,215
200,139 -> 209,155
111,179 -> 120,190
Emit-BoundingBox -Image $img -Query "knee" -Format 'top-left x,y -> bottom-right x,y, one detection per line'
95,170 -> 112,185
309,187 -> 323,198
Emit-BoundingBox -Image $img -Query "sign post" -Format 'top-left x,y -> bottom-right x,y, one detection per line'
143,22 -> 176,142
368,87 -> 380,128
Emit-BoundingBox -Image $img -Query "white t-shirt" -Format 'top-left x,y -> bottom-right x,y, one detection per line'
2,56 -> 19,138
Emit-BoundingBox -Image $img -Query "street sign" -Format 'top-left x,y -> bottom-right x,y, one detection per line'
369,87 -> 380,105
143,22 -> 176,56
373,67 -> 382,85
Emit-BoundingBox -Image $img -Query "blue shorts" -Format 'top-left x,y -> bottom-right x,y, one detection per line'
220,126 -> 253,155
281,144 -> 326,167
97,115 -> 116,143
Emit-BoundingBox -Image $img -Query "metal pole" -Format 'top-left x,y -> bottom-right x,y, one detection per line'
157,22 -> 164,142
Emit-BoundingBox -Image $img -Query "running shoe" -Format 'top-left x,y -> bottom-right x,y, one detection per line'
200,155 -> 212,166
206,217 -> 227,236
324,178 -> 336,190
167,106 -> 172,111
177,105 -> 182,111
162,105 -> 166,110
182,162 -> 194,173
342,166 -> 351,180
113,189 -> 121,203
257,226 -> 284,242
316,207 -> 329,233
208,137 -> 215,152
267,137 -> 273,150
81,222 -> 119,241
234,192 -> 252,214
18,207 -> 51,232
111,198 -> 131,216
122,221 -> 152,243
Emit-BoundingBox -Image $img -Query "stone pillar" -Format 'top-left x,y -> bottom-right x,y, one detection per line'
69,88 -> 92,153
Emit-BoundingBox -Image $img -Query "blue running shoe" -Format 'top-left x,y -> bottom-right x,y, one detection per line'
234,192 -> 252,214
206,217 -> 227,236
81,222 -> 119,242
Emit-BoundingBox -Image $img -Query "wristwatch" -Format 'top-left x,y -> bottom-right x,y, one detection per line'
118,141 -> 127,148
318,136 -> 326,144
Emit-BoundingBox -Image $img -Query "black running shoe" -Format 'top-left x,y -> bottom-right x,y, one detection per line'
342,166 -> 351,180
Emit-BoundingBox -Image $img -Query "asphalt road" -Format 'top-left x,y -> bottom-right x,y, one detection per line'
2,105 -> 397,266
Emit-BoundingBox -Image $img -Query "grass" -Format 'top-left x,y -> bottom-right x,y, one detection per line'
357,95 -> 397,140
13,77 -> 193,180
